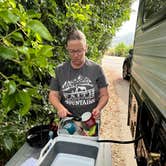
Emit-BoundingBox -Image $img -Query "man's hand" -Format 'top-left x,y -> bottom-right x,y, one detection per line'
49,90 -> 72,118
57,107 -> 72,118
92,107 -> 101,119
92,87 -> 109,119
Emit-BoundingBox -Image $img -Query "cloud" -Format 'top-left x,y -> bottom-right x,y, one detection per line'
115,0 -> 139,37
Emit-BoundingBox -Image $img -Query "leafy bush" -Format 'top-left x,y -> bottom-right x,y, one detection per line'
112,42 -> 133,57
0,0 -> 133,163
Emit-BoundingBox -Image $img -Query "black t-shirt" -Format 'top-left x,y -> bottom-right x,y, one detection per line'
49,59 -> 108,117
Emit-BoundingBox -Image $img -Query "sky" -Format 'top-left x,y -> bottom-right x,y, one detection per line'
113,0 -> 139,38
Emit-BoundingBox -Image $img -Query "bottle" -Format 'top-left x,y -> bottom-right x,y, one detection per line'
48,130 -> 54,139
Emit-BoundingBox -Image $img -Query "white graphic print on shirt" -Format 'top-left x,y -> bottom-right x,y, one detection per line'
62,75 -> 95,106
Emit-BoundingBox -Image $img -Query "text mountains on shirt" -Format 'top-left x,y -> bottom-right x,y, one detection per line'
62,75 -> 93,92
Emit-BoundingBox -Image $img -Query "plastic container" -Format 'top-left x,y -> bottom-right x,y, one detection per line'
50,153 -> 95,166
37,136 -> 99,166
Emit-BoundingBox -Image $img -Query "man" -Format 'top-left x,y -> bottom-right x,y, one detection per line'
49,29 -> 109,119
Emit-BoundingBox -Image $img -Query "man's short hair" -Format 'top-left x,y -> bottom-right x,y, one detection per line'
66,29 -> 86,44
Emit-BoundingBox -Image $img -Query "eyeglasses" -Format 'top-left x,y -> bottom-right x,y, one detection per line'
67,48 -> 85,55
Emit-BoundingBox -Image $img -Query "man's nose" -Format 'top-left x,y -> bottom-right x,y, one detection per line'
72,51 -> 80,56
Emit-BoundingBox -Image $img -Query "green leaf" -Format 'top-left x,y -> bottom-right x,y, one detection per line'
5,80 -> 17,95
4,136 -> 13,151
27,87 -> 41,99
0,46 -> 17,60
21,63 -> 33,78
26,20 -> 53,41
10,74 -> 33,87
0,21 -> 9,32
2,93 -> 16,113
9,81 -> 16,95
11,32 -> 24,41
17,91 -> 31,116
27,10 -> 41,19
76,14 -> 86,21
16,46 -> 29,55
0,10 -> 19,24
9,0 -> 16,8
35,57 -> 47,67
39,45 -> 53,57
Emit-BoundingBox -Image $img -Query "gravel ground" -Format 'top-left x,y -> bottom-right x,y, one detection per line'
99,56 -> 137,166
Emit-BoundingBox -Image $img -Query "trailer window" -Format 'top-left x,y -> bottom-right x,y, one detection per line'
143,0 -> 166,23
136,0 -> 144,29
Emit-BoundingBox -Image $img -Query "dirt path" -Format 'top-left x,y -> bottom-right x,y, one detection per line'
100,56 -> 137,166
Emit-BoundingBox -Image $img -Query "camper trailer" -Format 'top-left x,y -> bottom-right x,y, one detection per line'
127,0 -> 166,165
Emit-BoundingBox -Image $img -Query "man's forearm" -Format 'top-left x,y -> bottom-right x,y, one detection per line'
49,90 -> 71,118
49,91 -> 64,111
96,95 -> 109,111
96,87 -> 109,111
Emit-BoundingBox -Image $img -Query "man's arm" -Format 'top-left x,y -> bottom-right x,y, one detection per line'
49,90 -> 71,118
92,87 -> 109,119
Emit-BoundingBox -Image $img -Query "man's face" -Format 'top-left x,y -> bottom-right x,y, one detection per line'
67,39 -> 87,68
